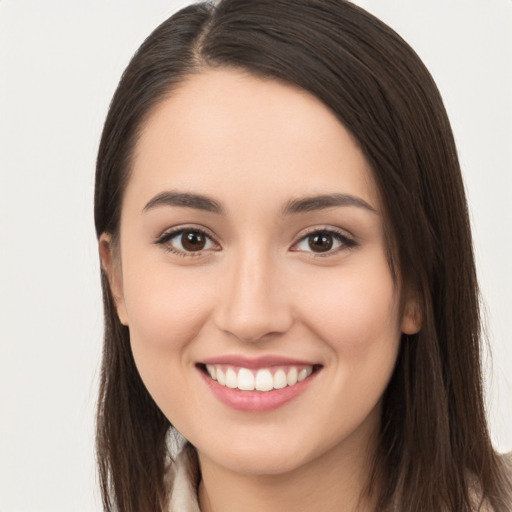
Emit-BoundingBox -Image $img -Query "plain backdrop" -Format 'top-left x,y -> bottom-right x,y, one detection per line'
0,1 -> 510,510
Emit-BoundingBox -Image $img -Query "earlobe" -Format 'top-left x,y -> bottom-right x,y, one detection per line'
401,296 -> 422,335
98,233 -> 129,326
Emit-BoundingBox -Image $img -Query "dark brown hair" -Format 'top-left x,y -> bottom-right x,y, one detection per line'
94,1 -> 511,510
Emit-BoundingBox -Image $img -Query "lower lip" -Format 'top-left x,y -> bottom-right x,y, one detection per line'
198,367 -> 319,412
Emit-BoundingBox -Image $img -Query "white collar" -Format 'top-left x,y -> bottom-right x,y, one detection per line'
167,442 -> 201,512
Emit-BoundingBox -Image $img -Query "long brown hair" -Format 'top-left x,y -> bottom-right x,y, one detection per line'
94,1 -> 511,510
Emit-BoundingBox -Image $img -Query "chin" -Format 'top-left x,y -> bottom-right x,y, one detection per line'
204,439 -> 312,476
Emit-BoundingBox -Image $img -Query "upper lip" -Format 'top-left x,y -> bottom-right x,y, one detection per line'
199,355 -> 319,369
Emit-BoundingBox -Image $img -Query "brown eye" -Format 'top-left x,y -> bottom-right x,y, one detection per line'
292,229 -> 355,255
308,233 -> 333,252
181,230 -> 207,251
157,228 -> 218,255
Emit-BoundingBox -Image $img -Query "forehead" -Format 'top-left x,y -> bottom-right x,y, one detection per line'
126,68 -> 379,214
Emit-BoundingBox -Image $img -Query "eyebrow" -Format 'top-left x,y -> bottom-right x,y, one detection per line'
282,193 -> 377,215
142,190 -> 376,216
143,191 -> 224,214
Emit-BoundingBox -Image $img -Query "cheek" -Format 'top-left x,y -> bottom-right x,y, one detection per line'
120,260 -> 217,405
301,262 -> 399,344
278,257 -> 402,455
123,264 -> 214,348
294,255 -> 401,394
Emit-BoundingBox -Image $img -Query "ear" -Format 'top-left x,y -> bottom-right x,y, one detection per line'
401,292 -> 422,335
98,233 -> 129,326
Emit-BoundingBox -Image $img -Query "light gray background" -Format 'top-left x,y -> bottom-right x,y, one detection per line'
1,1 -> 510,510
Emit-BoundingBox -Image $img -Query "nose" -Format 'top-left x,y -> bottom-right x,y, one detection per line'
213,250 -> 294,343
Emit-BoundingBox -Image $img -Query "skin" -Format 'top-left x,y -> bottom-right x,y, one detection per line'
100,68 -> 421,512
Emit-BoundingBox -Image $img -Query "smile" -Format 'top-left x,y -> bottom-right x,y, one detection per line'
205,364 -> 314,392
197,359 -> 322,412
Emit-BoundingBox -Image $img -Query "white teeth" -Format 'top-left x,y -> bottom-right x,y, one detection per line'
206,364 -> 315,392
297,367 -> 312,382
297,368 -> 308,382
287,367 -> 298,386
216,368 -> 226,386
273,369 -> 287,389
237,368 -> 255,390
206,364 -> 217,380
225,368 -> 237,388
255,369 -> 274,391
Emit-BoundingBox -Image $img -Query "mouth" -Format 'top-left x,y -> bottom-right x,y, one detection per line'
196,357 -> 323,411
198,363 -> 321,392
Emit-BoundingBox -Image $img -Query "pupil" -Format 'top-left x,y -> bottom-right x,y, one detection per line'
309,233 -> 333,252
182,231 -> 206,251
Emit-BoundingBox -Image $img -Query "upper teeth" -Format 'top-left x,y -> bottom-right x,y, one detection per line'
205,365 -> 313,392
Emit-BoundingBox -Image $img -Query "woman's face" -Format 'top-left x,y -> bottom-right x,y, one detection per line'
101,68 -> 419,477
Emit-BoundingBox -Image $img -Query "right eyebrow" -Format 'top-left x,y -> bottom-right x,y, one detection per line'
142,191 -> 224,214
282,193 -> 377,215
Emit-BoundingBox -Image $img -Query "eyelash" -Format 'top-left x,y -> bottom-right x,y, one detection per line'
155,227 -> 220,257
155,226 -> 356,257
291,228 -> 357,257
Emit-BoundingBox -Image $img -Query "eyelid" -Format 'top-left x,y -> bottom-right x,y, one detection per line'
154,224 -> 356,258
290,226 -> 357,255
155,225 -> 221,256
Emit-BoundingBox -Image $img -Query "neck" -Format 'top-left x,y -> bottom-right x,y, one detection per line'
197,423 -> 380,512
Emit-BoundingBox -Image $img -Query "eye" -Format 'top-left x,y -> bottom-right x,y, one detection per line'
156,228 -> 219,256
292,229 -> 355,255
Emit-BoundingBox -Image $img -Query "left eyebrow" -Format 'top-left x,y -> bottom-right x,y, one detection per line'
142,191 -> 224,214
282,193 -> 377,215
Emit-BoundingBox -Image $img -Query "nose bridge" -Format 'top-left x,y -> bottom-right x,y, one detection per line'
214,245 -> 292,342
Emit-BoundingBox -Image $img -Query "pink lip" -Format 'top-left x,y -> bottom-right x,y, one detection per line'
197,363 -> 320,412
200,354 -> 317,369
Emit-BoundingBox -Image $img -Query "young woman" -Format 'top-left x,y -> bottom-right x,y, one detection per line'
94,1 -> 511,510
